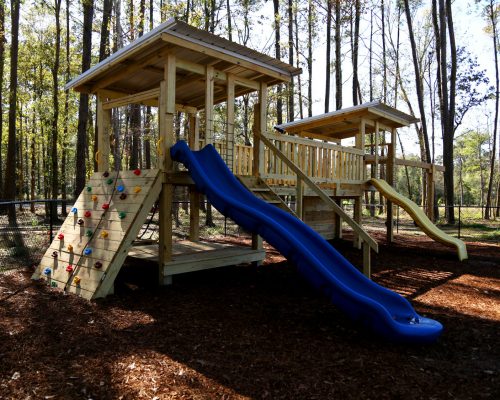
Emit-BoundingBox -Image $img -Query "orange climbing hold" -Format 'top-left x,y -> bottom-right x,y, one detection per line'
91,195 -> 98,202
100,230 -> 109,238
134,186 -> 142,194
67,244 -> 74,252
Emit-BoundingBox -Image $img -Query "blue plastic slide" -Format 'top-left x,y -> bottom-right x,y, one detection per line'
171,141 -> 443,343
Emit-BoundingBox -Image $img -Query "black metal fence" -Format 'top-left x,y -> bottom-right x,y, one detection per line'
0,199 -> 497,273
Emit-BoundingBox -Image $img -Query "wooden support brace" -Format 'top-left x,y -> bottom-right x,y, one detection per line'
96,96 -> 111,172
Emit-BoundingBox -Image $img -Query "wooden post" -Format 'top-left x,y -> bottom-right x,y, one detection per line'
386,128 -> 396,243
226,73 -> 235,171
374,121 -> 380,179
296,178 -> 303,219
426,164 -> 435,221
205,65 -> 214,145
96,96 -> 111,172
353,197 -> 362,249
353,119 -> 366,248
159,54 -> 176,285
362,241 -> 371,278
188,113 -> 200,241
334,199 -> 343,239
252,83 -> 267,253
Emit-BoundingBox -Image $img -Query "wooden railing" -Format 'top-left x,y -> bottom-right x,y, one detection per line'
261,133 -> 364,186
199,134 -> 364,186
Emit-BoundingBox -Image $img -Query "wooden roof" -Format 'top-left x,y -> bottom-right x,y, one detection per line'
275,101 -> 419,140
66,18 -> 301,109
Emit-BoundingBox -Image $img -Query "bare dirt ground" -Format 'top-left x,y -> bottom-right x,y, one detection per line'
0,232 -> 498,400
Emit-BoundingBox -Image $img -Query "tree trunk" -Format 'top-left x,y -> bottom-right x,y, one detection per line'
325,0 -> 332,113
334,0 -> 342,110
0,0 -> 5,198
307,0 -> 313,117
5,0 -> 20,228
75,0 -> 94,196
352,0 -> 360,105
273,0 -> 283,124
485,0 -> 499,219
288,0 -> 294,121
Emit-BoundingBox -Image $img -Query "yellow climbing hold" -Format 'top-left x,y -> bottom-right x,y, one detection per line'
100,230 -> 109,239
134,186 -> 142,194
67,244 -> 73,252
73,276 -> 81,285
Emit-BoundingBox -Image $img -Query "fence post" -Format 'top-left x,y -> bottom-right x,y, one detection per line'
458,205 -> 461,239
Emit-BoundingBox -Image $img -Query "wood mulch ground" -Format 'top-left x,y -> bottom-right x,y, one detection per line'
0,232 -> 498,400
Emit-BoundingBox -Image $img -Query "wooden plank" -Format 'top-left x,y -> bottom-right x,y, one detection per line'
96,97 -> 111,172
205,65 -> 215,144
158,55 -> 176,283
227,73 -> 235,171
102,88 -> 160,110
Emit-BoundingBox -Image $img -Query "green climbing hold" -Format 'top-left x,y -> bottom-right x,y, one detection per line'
106,178 -> 114,185
86,186 -> 92,192
86,229 -> 93,237
118,211 -> 126,219
51,281 -> 58,288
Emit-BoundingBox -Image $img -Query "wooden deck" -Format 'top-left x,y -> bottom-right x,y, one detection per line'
128,240 -> 266,281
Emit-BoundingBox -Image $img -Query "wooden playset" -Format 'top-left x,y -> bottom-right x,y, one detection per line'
33,18 -> 465,300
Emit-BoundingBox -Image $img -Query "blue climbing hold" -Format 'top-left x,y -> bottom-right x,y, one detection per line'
71,207 -> 78,214
117,185 -> 125,192
43,267 -> 52,275
84,248 -> 92,256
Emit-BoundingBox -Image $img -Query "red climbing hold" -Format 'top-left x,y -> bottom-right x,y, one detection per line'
84,210 -> 92,218
133,169 -> 141,176
66,265 -> 74,273
102,203 -> 110,210
57,233 -> 64,240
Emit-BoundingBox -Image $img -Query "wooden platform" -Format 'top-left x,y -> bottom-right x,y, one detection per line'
128,240 -> 266,281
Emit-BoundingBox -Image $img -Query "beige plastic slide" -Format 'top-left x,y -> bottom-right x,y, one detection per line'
370,178 -> 468,261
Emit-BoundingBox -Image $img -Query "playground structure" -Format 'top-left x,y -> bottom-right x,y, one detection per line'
32,19 -> 466,340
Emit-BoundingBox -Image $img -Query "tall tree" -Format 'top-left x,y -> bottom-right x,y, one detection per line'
0,0 -> 4,198
288,0 -> 294,121
484,0 -> 499,219
4,0 -> 20,224
334,0 -> 342,110
307,0 -> 314,117
324,0 -> 332,112
75,0 -> 94,196
274,0 -> 283,124
352,0 -> 360,105
50,0 -> 62,207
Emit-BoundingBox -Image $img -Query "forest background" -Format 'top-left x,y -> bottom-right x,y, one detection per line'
0,0 -> 498,225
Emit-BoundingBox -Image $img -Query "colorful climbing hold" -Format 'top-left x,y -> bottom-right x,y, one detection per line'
118,211 -> 126,219
86,186 -> 92,192
52,251 -> 58,258
43,267 -> 52,275
106,178 -> 114,185
133,186 -> 142,194
119,193 -> 127,200
102,203 -> 110,210
73,276 -> 81,285
117,185 -> 125,192
91,195 -> 98,202
57,233 -> 64,240
67,244 -> 74,252
133,169 -> 141,176
71,207 -> 78,214
84,210 -> 92,218
100,230 -> 109,239
66,265 -> 74,273
86,229 -> 93,237
51,281 -> 58,288
94,261 -> 103,269
84,248 -> 92,256
77,219 -> 84,226
103,171 -> 110,177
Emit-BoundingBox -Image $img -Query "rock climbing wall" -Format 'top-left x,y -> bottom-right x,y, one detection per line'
32,169 -> 162,300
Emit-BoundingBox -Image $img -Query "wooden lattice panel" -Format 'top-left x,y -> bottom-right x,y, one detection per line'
32,169 -> 162,300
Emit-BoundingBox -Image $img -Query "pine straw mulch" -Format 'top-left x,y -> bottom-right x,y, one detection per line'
0,232 -> 498,400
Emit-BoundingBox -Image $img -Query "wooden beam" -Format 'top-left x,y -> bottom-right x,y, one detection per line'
227,73 -> 235,171
103,88 -> 160,109
159,54 -> 176,285
96,96 -> 111,172
205,65 -> 215,144
161,32 -> 292,83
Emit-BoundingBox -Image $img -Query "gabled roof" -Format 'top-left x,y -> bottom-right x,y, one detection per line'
275,101 -> 419,139
66,18 -> 301,108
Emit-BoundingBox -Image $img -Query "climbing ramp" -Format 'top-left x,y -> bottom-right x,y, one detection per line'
32,169 -> 162,300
